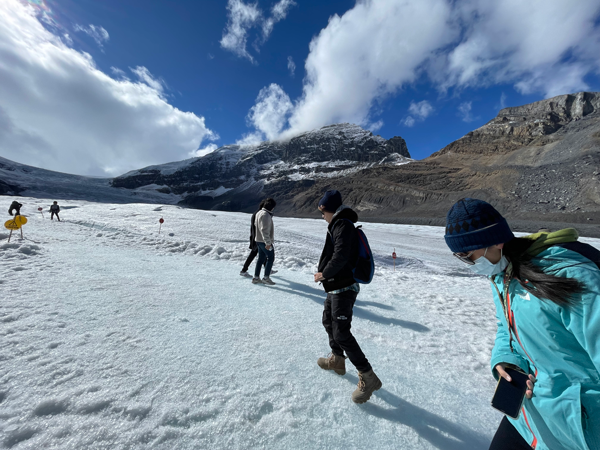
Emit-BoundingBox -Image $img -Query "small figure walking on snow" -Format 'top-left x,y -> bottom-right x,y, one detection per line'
252,197 -> 277,285
8,200 -> 22,216
240,199 -> 277,278
50,201 -> 61,221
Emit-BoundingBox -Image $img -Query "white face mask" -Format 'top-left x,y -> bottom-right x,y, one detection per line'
469,248 -> 509,277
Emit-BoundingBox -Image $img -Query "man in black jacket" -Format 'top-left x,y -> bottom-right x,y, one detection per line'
314,190 -> 381,404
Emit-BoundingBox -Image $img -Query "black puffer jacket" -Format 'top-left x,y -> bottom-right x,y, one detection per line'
317,206 -> 359,293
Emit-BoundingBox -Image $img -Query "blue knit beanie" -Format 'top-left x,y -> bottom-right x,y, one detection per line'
318,190 -> 343,212
444,198 -> 514,253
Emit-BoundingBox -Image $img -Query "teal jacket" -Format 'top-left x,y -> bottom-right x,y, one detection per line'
490,246 -> 600,450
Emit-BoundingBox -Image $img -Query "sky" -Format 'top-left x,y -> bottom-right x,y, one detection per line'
1,0 -> 600,177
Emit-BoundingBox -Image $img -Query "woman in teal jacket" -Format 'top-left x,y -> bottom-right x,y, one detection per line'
445,198 -> 600,450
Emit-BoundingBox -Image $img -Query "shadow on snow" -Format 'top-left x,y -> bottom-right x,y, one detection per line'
268,278 -> 430,333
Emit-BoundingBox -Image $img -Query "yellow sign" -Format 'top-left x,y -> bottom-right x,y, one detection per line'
4,216 -> 27,230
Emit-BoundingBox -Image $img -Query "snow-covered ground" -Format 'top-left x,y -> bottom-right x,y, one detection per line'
2,197 -> 598,449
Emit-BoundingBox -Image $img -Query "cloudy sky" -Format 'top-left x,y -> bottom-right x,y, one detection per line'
1,0 -> 600,176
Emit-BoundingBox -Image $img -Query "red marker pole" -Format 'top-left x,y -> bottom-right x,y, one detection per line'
159,217 -> 164,234
38,207 -> 45,219
392,248 -> 397,272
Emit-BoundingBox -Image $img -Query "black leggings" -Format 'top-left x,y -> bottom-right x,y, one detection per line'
489,416 -> 532,450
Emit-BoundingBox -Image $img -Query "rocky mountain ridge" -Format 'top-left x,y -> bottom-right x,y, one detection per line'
111,123 -> 411,210
278,92 -> 600,236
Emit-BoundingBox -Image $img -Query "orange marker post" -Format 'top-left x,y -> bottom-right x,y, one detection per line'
392,248 -> 397,272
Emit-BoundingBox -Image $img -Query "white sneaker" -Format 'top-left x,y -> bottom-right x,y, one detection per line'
262,276 -> 276,285
270,269 -> 278,274
252,277 -> 264,284
240,271 -> 252,278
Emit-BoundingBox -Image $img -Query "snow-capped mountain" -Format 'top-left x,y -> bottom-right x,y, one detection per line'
111,123 -> 411,210
0,123 -> 411,211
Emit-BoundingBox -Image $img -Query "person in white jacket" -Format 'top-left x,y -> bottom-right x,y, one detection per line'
253,198 -> 276,285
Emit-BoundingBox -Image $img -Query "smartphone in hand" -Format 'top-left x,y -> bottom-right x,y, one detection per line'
491,368 -> 529,419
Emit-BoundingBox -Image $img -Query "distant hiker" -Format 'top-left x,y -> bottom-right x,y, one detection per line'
8,200 -> 22,216
240,200 -> 277,278
50,201 -> 61,221
252,198 -> 276,285
314,190 -> 381,404
445,198 -> 600,450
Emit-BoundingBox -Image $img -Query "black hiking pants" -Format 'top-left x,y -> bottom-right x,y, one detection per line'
489,417 -> 533,450
322,290 -> 371,373
51,212 -> 60,221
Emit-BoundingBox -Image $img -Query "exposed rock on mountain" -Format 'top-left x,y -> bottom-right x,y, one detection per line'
435,91 -> 600,156
111,123 -> 411,210
281,92 -> 600,235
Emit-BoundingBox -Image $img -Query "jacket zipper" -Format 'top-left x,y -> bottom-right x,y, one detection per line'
493,278 -> 539,448
522,407 -> 538,449
505,289 -> 538,378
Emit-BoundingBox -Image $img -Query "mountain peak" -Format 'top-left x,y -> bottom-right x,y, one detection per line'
433,91 -> 600,157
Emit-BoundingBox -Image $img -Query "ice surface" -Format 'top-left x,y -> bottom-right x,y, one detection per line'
3,197 -> 598,449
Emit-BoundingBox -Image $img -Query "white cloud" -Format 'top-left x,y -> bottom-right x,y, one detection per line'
246,84 -> 292,141
235,131 -> 264,147
130,66 -> 167,94
243,0 -> 600,141
403,100 -> 434,127
408,100 -> 434,120
287,56 -> 296,77
369,120 -> 384,132
458,101 -> 475,122
262,0 -> 296,41
74,24 -> 109,49
403,116 -> 416,128
439,0 -> 600,95
220,0 -> 295,62
220,0 -> 262,62
191,143 -> 219,158
499,92 -> 507,109
110,67 -> 129,80
0,0 -> 216,176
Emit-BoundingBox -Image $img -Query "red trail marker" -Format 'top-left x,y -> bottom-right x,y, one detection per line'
159,217 -> 164,234
38,207 -> 45,219
392,248 -> 397,271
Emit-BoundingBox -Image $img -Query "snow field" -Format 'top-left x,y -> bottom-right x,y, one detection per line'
2,198 -> 597,449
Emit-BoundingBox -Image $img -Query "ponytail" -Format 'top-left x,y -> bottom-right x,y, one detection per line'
503,238 -> 585,306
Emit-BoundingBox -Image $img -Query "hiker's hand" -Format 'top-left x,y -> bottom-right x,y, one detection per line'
266,244 -> 272,250
495,364 -> 537,399
314,272 -> 325,282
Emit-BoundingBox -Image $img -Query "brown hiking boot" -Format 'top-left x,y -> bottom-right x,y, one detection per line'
317,353 -> 346,375
351,369 -> 382,404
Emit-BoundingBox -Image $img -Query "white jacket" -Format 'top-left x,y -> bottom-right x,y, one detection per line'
254,209 -> 274,246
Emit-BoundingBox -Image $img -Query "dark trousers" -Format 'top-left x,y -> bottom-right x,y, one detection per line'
489,416 -> 533,450
242,247 -> 274,272
242,248 -> 259,272
322,290 -> 371,373
51,212 -> 60,221
254,242 -> 274,278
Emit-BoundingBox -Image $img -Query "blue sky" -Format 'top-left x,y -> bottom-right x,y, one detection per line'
1,0 -> 600,176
